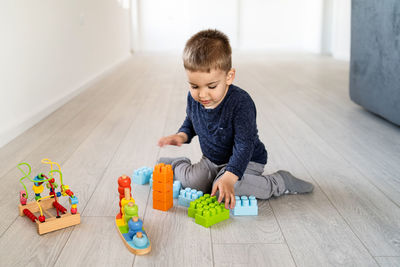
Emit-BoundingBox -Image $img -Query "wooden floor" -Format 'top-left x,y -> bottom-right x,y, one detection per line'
1,52 -> 399,267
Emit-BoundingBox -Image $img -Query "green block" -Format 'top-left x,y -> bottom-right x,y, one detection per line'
118,224 -> 129,234
187,194 -> 229,227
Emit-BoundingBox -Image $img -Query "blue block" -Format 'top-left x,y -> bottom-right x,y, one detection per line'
232,196 -> 258,216
173,181 -> 181,199
132,167 -> 153,185
178,187 -> 203,207
69,196 -> 79,205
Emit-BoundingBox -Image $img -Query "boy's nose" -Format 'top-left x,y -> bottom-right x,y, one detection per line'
198,89 -> 207,99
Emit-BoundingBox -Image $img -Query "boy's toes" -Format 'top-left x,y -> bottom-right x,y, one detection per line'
278,170 -> 314,194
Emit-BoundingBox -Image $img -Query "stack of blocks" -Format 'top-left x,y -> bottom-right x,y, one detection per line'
152,163 -> 173,211
178,188 -> 203,207
188,194 -> 229,227
150,177 -> 181,199
132,167 -> 153,185
232,195 -> 258,216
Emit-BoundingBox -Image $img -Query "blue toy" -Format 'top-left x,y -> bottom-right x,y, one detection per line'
178,187 -> 203,207
232,195 -> 258,216
132,167 -> 153,185
173,181 -> 181,198
128,216 -> 144,238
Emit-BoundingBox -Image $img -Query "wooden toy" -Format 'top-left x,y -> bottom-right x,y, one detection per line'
17,159 -> 80,235
115,175 -> 151,255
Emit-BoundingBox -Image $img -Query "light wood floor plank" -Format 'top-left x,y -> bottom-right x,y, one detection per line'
375,257 -> 400,267
248,76 -> 400,256
54,217 -> 135,266
213,243 -> 296,267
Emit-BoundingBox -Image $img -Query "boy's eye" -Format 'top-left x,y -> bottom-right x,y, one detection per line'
208,85 -> 217,89
190,85 -> 198,89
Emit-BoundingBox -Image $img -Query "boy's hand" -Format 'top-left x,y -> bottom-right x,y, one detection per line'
211,171 -> 239,209
158,133 -> 188,147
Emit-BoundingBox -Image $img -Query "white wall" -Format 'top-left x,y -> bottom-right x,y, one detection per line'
133,0 -> 350,58
240,0 -> 323,52
134,0 -> 324,53
331,0 -> 351,60
135,0 -> 238,51
0,0 -> 131,148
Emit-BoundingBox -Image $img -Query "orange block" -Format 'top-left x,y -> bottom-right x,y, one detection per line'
153,163 -> 173,183
153,190 -> 173,202
153,199 -> 173,211
153,180 -> 173,192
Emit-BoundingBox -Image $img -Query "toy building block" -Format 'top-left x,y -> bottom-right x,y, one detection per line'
178,187 -> 203,207
132,167 -> 153,185
188,194 -> 229,227
232,196 -> 258,216
173,180 -> 181,199
115,176 -> 151,255
152,163 -> 173,211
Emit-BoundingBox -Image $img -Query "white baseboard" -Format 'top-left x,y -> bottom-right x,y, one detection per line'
0,55 -> 132,149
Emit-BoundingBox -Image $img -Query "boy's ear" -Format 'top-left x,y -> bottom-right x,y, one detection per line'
226,69 -> 236,85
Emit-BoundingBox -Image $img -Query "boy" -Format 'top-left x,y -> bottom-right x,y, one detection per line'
158,29 -> 313,209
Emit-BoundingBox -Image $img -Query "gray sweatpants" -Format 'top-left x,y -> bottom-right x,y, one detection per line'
159,156 -> 286,200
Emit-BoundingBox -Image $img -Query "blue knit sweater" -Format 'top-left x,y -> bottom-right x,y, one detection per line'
178,84 -> 267,179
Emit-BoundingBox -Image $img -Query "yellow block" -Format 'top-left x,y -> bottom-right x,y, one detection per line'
116,218 -> 126,227
120,197 -> 134,215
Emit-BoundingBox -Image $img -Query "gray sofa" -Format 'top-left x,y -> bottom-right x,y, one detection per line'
350,0 -> 400,126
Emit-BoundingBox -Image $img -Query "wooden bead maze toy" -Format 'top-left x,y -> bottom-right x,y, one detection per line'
17,159 -> 80,235
115,175 -> 151,255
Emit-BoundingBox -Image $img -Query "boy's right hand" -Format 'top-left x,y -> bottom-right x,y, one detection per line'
158,133 -> 188,147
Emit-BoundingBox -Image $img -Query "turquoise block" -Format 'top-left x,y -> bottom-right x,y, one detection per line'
178,187 -> 203,207
132,167 -> 153,185
232,195 -> 258,216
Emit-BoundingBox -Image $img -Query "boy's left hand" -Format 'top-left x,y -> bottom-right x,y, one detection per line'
211,171 -> 239,209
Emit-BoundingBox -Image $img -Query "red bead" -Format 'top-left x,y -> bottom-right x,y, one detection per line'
50,178 -> 55,183
71,208 -> 77,214
38,215 -> 45,222
118,175 -> 131,187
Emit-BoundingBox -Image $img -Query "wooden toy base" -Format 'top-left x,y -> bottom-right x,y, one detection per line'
115,215 -> 151,255
19,198 -> 80,235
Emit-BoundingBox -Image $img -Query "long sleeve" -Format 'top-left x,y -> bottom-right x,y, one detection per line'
225,99 -> 257,179
178,94 -> 197,143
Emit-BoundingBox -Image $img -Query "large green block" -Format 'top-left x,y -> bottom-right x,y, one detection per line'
187,194 -> 229,227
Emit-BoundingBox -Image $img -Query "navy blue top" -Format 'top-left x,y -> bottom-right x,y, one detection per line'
178,84 -> 267,179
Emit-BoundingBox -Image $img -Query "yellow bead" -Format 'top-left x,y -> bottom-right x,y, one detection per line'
120,197 -> 134,215
32,185 -> 44,194
71,204 -> 77,208
61,185 -> 69,196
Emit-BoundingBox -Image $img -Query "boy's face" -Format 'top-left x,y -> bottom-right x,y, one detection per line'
186,68 -> 235,109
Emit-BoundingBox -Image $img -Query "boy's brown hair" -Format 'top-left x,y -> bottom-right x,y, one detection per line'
183,29 -> 232,73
